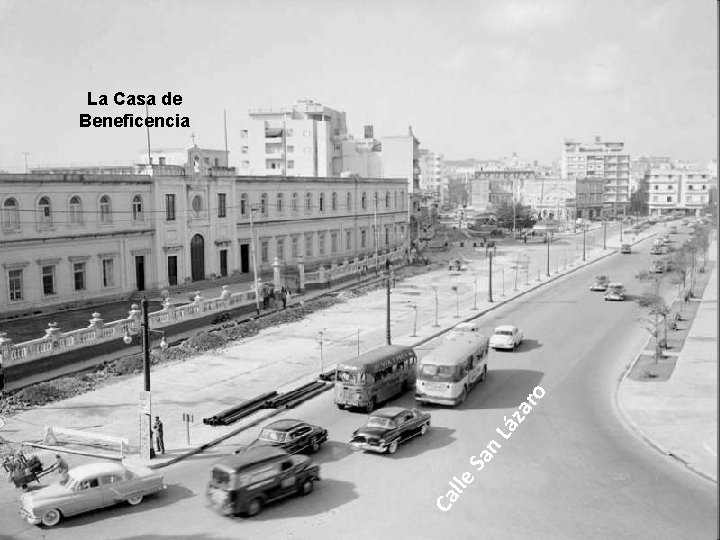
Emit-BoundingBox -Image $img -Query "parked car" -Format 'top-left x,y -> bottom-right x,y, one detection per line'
649,245 -> 663,255
620,244 -> 632,254
207,447 -> 320,517
20,462 -> 165,527
489,325 -> 523,350
604,283 -> 625,301
237,419 -> 328,455
448,259 -> 465,271
660,235 -> 671,244
590,275 -> 610,291
650,260 -> 666,274
349,407 -> 431,455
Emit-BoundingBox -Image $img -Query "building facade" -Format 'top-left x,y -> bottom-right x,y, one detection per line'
562,137 -> 630,216
522,176 -> 576,221
639,169 -> 711,217
470,170 -> 534,209
574,177 -> 605,220
0,171 -> 408,317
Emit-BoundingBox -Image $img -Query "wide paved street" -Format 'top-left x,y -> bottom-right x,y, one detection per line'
3,231 -> 715,540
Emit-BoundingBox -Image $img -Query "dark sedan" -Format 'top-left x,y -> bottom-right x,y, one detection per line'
236,419 -> 328,455
349,407 -> 431,454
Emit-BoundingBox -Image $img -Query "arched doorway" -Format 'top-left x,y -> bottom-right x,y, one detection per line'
190,234 -> 205,281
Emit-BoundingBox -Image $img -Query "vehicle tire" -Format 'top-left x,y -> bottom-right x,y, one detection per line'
366,398 -> 377,414
387,441 -> 398,455
220,499 -> 234,516
41,509 -> 61,527
336,404 -> 345,410
458,386 -> 467,404
127,495 -> 143,506
480,365 -> 488,382
310,439 -> 320,453
420,423 -> 428,436
21,483 -> 28,492
246,498 -> 262,517
301,478 -> 314,495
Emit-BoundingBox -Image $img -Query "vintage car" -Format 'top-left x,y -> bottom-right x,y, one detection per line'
20,462 -> 165,527
604,283 -> 626,301
620,244 -> 632,254
448,259 -> 465,271
590,274 -> 610,291
237,419 -> 328,455
650,260 -> 666,274
649,245 -> 664,255
446,321 -> 480,339
349,407 -> 431,454
489,325 -> 523,350
207,447 -> 319,517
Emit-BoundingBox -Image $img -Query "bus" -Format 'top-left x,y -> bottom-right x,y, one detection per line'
415,334 -> 489,406
334,345 -> 417,413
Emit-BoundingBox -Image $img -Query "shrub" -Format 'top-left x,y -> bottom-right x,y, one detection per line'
108,354 -> 143,376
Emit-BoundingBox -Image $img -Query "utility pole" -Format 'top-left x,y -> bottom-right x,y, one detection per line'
546,233 -> 551,277
249,205 -> 260,315
488,251 -> 494,303
582,225 -> 587,261
431,285 -> 439,327
603,219 -> 607,250
472,275 -> 478,310
385,260 -> 392,345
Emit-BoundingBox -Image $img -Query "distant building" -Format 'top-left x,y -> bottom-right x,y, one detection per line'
522,177 -> 576,222
638,169 -> 711,217
574,177 -> 605,220
419,149 -> 444,194
562,136 -> 630,216
469,170 -> 534,210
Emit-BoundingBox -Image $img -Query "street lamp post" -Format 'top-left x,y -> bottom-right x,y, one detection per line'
431,285 -> 439,327
603,219 -> 607,250
408,304 -> 418,337
546,233 -> 551,277
123,298 -> 168,460
318,330 -> 324,375
472,275 -> 478,310
451,286 -> 460,318
487,251 -> 494,303
248,204 -> 260,315
385,259 -> 392,345
582,225 -> 587,261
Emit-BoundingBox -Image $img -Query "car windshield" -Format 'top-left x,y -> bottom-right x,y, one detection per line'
495,330 -> 514,336
594,275 -> 608,282
259,429 -> 287,443
608,285 -> 623,293
366,416 -> 395,429
65,475 -> 80,490
419,363 -> 459,382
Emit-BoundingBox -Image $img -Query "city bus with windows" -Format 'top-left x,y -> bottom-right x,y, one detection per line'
415,334 -> 489,406
334,345 -> 417,413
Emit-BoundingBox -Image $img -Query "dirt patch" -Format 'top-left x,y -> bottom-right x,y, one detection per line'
628,354 -> 678,382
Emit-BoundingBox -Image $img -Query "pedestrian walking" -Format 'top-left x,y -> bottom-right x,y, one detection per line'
275,287 -> 283,309
152,416 -> 165,455
53,453 -> 69,484
281,286 -> 288,309
262,284 -> 269,309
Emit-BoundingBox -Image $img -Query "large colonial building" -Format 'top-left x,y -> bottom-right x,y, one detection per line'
0,162 -> 408,317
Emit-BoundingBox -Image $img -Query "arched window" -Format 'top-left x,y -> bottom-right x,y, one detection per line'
69,196 -> 83,225
260,193 -> 268,215
346,192 -> 352,211
38,196 -> 52,225
305,192 -> 312,213
319,193 -> 325,212
3,198 -> 20,230
292,192 -> 298,212
276,193 -> 284,213
361,192 -> 367,210
132,195 -> 143,221
99,195 -> 112,222
240,193 -> 248,216
385,191 -> 390,209
191,195 -> 202,213
331,192 -> 337,211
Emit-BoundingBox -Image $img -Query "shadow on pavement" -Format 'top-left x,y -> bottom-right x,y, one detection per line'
388,426 -> 455,460
248,478 -> 357,520
514,339 -> 542,352
461,369 -> 545,410
312,440 -> 354,465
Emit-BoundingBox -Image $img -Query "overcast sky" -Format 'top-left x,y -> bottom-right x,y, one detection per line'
0,0 -> 716,171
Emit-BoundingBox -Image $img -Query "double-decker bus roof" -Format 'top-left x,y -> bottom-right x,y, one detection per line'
420,335 -> 489,367
336,345 -> 414,370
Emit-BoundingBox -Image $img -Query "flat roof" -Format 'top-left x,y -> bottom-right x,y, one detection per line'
421,335 -> 488,367
213,447 -> 288,472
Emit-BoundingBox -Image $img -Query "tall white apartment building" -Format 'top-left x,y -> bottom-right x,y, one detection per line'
641,169 -> 711,217
562,136 -> 630,216
239,100 -> 348,177
419,150 -> 444,193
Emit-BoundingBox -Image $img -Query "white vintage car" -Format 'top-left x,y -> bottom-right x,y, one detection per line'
20,462 -> 165,527
489,325 -> 523,351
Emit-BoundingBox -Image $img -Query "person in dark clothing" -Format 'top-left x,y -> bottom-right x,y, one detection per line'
152,416 -> 165,454
281,287 -> 288,309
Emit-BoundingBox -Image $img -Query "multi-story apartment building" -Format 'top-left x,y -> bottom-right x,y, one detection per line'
562,136 -> 630,216
522,176 -> 576,221
419,149 -> 444,194
470,170 -> 534,209
574,177 -> 605,220
0,162 -> 408,317
639,169 -> 711,217
239,100 -> 348,177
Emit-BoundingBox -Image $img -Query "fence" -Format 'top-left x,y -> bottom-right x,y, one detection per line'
305,248 -> 406,286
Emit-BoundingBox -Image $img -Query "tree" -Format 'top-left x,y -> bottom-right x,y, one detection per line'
494,201 -> 536,230
635,270 -> 671,363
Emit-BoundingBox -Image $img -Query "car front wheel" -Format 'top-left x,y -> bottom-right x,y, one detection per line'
310,439 -> 320,453
387,440 -> 398,454
246,498 -> 262,517
301,478 -> 314,495
127,495 -> 143,506
41,509 -> 61,527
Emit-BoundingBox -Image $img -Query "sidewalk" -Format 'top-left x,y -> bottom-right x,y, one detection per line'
0,223 -> 659,474
619,242 -> 718,482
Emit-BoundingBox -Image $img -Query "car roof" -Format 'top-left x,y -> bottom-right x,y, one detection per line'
370,407 -> 409,419
453,322 -> 478,331
264,419 -> 307,432
593,274 -> 608,279
607,282 -> 624,287
214,447 -> 289,472
69,462 -> 128,480
422,335 -> 488,366
494,325 -> 516,332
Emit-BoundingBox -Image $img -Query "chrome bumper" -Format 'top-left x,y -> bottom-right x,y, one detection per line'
349,442 -> 387,454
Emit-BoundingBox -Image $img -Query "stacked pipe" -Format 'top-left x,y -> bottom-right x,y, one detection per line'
202,391 -> 278,426
265,381 -> 331,409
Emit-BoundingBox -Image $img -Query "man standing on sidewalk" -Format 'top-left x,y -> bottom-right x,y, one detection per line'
152,416 -> 165,455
